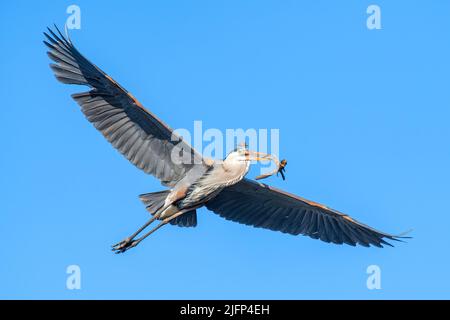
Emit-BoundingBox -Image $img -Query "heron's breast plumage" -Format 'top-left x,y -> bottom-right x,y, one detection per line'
177,160 -> 250,208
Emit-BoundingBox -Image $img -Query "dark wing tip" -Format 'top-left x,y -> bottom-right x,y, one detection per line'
387,230 -> 413,244
397,228 -> 414,238
370,229 -> 412,248
45,25 -> 71,47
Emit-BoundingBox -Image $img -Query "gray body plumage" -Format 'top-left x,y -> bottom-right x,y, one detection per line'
177,154 -> 251,209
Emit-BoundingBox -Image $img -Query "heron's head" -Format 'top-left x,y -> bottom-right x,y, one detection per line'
223,143 -> 278,179
224,143 -> 248,163
224,143 -> 272,163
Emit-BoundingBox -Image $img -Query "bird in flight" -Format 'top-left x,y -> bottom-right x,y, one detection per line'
44,26 -> 408,253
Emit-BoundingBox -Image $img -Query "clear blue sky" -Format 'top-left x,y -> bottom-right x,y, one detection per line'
1,1 -> 449,299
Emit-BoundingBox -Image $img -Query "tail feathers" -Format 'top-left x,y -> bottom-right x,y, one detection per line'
139,190 -> 170,214
139,191 -> 198,228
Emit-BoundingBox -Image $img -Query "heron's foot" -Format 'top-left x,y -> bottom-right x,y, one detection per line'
111,237 -> 139,254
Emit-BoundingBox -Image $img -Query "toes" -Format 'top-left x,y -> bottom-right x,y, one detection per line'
111,239 -> 139,254
113,246 -> 127,254
111,241 -> 124,248
111,238 -> 131,249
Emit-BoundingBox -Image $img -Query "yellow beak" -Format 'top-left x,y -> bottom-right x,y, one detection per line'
245,151 -> 274,162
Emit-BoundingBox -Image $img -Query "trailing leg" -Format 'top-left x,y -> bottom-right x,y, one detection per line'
111,212 -> 160,252
113,207 -> 199,254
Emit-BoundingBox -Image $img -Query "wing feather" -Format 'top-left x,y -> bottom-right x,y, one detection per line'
44,26 -> 207,186
206,179 -> 409,248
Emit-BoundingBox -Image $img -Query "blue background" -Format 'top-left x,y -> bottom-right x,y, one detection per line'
1,1 -> 449,299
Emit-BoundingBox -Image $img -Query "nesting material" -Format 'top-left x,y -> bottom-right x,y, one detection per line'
255,155 -> 287,181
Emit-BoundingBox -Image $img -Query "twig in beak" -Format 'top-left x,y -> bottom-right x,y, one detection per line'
253,152 -> 288,181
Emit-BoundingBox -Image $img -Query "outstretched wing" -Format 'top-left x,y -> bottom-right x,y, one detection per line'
44,26 -> 206,186
206,179 -> 408,247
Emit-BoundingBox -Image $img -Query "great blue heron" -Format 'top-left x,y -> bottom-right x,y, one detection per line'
44,26 -> 408,253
